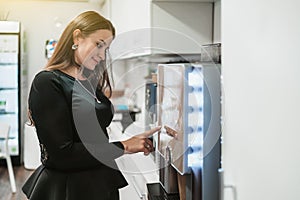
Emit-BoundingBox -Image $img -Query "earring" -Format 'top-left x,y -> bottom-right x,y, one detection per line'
72,44 -> 78,50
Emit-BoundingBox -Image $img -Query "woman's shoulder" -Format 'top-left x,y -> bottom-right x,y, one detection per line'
34,70 -> 57,80
34,69 -> 73,82
32,70 -> 76,94
32,70 -> 64,88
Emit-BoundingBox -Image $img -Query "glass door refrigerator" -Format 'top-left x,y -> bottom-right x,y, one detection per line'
0,21 -> 22,165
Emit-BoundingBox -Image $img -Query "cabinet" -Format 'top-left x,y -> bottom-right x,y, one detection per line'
108,0 -> 213,59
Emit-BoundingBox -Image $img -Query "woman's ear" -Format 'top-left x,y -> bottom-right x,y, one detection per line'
72,29 -> 81,44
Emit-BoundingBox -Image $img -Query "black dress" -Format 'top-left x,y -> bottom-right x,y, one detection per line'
22,70 -> 128,200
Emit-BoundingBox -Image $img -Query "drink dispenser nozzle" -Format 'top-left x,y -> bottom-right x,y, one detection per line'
160,145 -> 178,194
166,146 -> 172,164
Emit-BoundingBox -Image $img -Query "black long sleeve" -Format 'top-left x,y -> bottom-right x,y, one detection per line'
29,70 -> 124,171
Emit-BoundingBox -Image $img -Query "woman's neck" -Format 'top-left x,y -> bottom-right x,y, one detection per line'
61,66 -> 85,80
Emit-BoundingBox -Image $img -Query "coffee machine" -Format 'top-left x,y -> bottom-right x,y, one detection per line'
147,63 -> 221,200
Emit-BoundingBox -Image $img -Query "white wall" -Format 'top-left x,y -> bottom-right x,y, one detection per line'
213,0 -> 221,43
222,0 -> 300,200
0,0 -> 105,90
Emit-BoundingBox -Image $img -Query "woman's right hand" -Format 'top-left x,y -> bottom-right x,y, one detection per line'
121,126 -> 161,155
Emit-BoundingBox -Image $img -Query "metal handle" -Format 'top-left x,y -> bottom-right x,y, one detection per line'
219,168 -> 237,200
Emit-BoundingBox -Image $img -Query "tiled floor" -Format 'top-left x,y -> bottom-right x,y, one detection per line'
0,165 -> 33,200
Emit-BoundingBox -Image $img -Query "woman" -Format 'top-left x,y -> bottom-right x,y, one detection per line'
22,11 -> 160,200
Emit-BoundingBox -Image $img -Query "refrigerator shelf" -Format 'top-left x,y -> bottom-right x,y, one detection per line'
0,63 -> 18,66
0,87 -> 17,90
0,112 -> 17,115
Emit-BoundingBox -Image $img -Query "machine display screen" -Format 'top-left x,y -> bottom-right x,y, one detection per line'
157,64 -> 204,174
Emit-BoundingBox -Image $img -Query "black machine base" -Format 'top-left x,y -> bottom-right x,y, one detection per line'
147,183 -> 180,200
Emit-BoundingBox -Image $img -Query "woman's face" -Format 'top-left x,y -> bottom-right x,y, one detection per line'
74,29 -> 113,70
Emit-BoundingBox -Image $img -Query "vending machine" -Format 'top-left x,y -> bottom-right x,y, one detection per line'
0,21 -> 23,165
147,63 -> 221,200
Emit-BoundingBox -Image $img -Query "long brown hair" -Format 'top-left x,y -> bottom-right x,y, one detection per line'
28,11 -> 115,126
46,10 -> 115,97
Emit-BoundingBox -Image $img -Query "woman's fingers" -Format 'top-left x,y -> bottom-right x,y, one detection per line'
139,126 -> 161,138
144,138 -> 154,151
143,139 -> 153,155
122,127 -> 161,154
